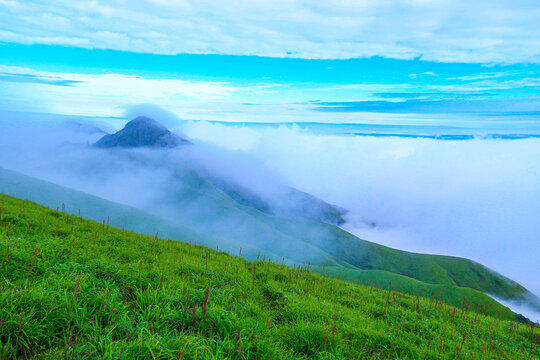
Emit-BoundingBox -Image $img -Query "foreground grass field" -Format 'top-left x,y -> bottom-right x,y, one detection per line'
1,166 -> 531,320
0,193 -> 538,359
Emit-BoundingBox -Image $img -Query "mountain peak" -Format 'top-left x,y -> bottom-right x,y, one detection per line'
94,116 -> 190,148
126,116 -> 167,129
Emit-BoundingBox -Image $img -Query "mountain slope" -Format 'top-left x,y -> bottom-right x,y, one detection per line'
0,167 -> 267,259
93,116 -> 346,226
2,166 -> 538,318
0,193 -> 538,359
0,166 -> 338,266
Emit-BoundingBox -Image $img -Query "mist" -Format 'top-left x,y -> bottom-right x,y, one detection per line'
179,121 -> 540,295
123,103 -> 185,130
1,110 -> 539,322
0,110 -> 348,265
489,295 -> 540,324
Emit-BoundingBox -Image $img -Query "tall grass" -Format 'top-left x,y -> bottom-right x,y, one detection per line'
0,193 -> 538,359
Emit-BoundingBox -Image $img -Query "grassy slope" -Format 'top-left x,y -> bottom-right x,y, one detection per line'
0,167 -> 338,267
97,159 -> 502,288
159,167 -> 529,302
255,211 -> 529,301
314,267 -> 518,320
0,167 -> 535,313
0,167 -> 287,263
314,227 -> 529,299
0,194 -> 538,359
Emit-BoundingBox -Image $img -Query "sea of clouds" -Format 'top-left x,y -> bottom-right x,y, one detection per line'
181,121 -> 540,303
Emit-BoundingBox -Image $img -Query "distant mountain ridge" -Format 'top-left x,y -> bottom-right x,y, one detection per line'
94,116 -> 191,148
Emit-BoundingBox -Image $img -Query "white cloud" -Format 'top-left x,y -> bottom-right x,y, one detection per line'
0,0 -> 538,63
428,77 -> 540,92
0,30 -> 90,47
0,0 -> 17,6
180,122 -> 540,296
0,65 -> 245,116
488,295 -> 540,323
449,72 -> 521,81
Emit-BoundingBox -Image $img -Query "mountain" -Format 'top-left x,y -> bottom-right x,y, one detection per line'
209,176 -> 347,225
95,116 -> 346,225
94,116 -> 191,148
0,193 -> 538,359
2,166 -> 539,319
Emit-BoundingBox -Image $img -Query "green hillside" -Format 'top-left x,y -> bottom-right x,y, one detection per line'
2,166 -> 538,317
0,194 -> 539,359
0,167 -> 265,259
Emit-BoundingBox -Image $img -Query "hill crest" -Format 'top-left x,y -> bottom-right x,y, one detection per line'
94,116 -> 191,148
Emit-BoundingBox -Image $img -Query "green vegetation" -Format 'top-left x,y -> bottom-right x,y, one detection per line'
0,193 -> 538,359
2,166 -> 537,318
314,267 -> 519,320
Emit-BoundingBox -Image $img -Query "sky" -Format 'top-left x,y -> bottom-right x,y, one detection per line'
0,43 -> 538,130
0,0 -> 539,62
0,0 -> 539,128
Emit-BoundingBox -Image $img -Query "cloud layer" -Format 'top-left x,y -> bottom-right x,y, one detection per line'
0,0 -> 539,63
180,121 -> 540,301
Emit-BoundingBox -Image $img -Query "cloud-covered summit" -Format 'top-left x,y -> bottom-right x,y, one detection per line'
94,116 -> 191,148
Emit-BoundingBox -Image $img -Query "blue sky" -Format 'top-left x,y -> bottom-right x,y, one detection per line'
0,0 -> 539,129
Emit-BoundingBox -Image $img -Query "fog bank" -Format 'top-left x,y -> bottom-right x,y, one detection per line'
180,121 -> 540,299
489,295 -> 540,324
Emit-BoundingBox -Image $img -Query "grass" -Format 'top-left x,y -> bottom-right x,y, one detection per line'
314,267 -> 518,320
1,166 -> 534,317
0,193 -> 538,359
